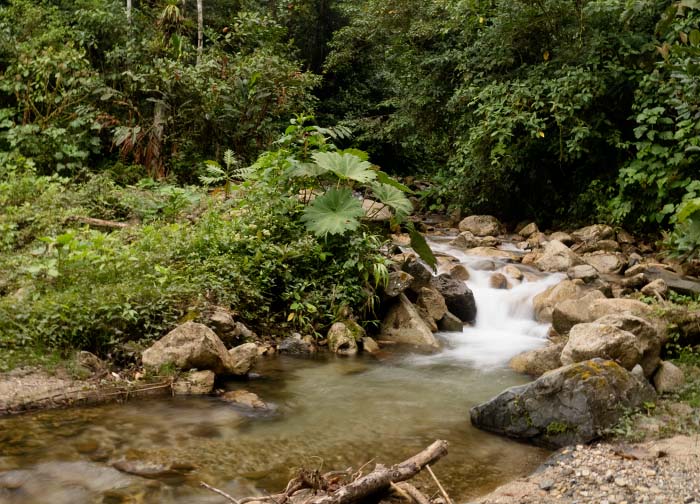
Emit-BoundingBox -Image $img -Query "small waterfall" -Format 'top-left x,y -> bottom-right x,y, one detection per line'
410,238 -> 562,368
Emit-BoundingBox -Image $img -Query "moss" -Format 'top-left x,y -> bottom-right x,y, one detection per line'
546,421 -> 573,436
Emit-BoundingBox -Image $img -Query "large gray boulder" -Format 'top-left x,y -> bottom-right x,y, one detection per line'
458,215 -> 504,237
470,359 -> 656,448
593,314 -> 661,377
561,323 -> 641,371
142,321 -> 235,375
430,274 -> 477,323
551,290 -> 606,335
327,321 -> 362,356
534,240 -> 584,272
380,294 -> 440,349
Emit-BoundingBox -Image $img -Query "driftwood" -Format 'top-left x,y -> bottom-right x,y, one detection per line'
67,216 -> 131,229
202,440 -> 449,504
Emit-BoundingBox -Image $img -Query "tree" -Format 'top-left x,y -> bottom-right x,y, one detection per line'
197,0 -> 203,65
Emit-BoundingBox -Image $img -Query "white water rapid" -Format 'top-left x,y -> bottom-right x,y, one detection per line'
410,238 -> 563,368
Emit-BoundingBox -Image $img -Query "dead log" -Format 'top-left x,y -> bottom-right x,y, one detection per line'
67,216 -> 131,229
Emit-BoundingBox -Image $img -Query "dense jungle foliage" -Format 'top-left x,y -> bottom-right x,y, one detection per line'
0,0 -> 699,357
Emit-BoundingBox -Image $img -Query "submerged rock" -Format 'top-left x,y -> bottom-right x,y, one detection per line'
172,370 -> 215,395
220,390 -> 269,409
470,359 -> 656,448
278,335 -> 316,355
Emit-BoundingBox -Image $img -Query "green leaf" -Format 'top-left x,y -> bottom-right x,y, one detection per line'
406,223 -> 437,272
300,188 -> 365,238
376,171 -> 415,194
369,182 -> 413,218
690,29 -> 700,46
339,148 -> 369,161
311,152 -> 377,183
284,160 -> 328,178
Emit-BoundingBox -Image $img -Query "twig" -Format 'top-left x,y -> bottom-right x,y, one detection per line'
395,482 -> 431,504
200,481 -> 240,504
425,464 -> 453,504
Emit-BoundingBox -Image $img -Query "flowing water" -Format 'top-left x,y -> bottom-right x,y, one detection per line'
0,239 -> 562,504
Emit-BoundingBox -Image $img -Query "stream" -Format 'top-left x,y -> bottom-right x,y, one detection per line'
0,240 -> 562,503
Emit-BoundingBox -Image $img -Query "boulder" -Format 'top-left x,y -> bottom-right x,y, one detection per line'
172,370 -> 215,395
583,252 -> 625,274
204,308 -> 257,346
621,273 -> 649,289
519,222 -> 539,238
551,290 -> 606,335
446,263 -> 470,281
588,298 -> 653,321
142,322 -> 235,375
450,231 -> 500,249
641,278 -> 668,298
228,343 -> 258,375
385,271 -> 414,297
572,224 -> 615,243
402,257 -> 434,291
462,247 -> 520,262
652,361 -> 685,394
549,232 -> 574,246
509,343 -> 563,377
578,239 -> 621,254
379,294 -> 440,349
534,240 -> 584,272
527,232 -> 548,249
470,358 -> 656,448
533,280 -> 586,323
567,264 -> 599,283
431,274 -> 477,323
361,337 -> 380,354
278,335 -> 316,355
593,314 -> 661,377
487,273 -> 507,289
561,323 -> 641,370
416,287 -> 448,323
458,215 -> 504,237
438,311 -> 464,332
326,322 -> 361,356
503,265 -> 523,281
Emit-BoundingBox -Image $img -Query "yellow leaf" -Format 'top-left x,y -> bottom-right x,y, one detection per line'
287,312 -> 295,321
538,131 -> 545,138
543,51 -> 550,61
479,17 -> 485,24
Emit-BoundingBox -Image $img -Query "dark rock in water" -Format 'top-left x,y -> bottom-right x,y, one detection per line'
437,311 -> 463,332
430,274 -> 477,323
278,336 -> 316,355
470,358 -> 656,448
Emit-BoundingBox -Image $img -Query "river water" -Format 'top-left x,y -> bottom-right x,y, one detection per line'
0,240 -> 561,503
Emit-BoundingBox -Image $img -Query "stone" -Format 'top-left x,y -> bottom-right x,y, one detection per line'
588,298 -> 653,321
458,215 -> 504,236
641,278 -> 669,298
578,239 -> 621,254
220,390 -> 268,409
385,271 -> 414,297
567,264 -> 599,283
583,252 -> 625,274
227,343 -> 258,375
561,323 -> 641,371
550,231 -> 574,246
594,314 -> 662,377
552,290 -> 606,335
503,265 -> 523,281
446,263 -> 470,281
534,240 -> 584,272
472,259 -> 497,270
207,307 -> 236,339
438,311 -> 464,332
527,232 -> 548,249
327,321 -> 361,355
617,229 -> 636,244
490,273 -> 509,289
470,359 -> 656,448
533,280 -> 586,323
361,336 -> 380,354
142,321 -> 235,375
379,294 -> 440,349
652,361 -> 685,394
172,370 -> 215,395
519,222 -> 539,238
572,224 -> 615,243
462,247 -> 521,261
431,274 -> 477,323
621,273 -> 649,289
450,231 -> 500,249
362,198 -> 392,221
278,335 -> 316,355
76,351 -> 106,374
416,287 -> 448,322
402,257 -> 434,291
509,343 -> 564,377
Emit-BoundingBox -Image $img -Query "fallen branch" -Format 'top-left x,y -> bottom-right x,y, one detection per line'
67,216 -> 131,229
393,482 -> 431,504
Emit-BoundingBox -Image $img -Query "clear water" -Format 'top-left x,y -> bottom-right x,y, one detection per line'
0,240 -> 559,503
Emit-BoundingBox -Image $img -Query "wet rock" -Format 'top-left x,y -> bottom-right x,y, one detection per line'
561,323 -> 641,371
470,358 -> 656,448
228,343 -> 258,375
379,294 -> 439,349
551,290 -> 606,335
503,265 -> 523,281
472,259 -> 497,270
588,298 -> 653,321
327,321 -> 361,356
402,257 -> 434,291
278,335 -> 316,355
172,370 -> 215,395
594,314 -> 662,377
450,231 -> 500,249
464,247 -> 521,262
583,252 -> 625,274
572,224 -> 615,243
142,321 -> 235,375
509,343 -> 563,377
527,232 -> 548,249
533,280 -> 586,323
458,215 -> 504,237
438,311 -> 464,332
416,287 -> 448,324
549,231 -> 574,246
653,361 -> 685,394
385,271 -> 414,297
567,264 -> 599,283
446,263 -> 470,281
431,274 -> 477,323
519,222 -> 539,238
534,240 -> 584,272
361,336 -> 380,354
490,273 -> 509,289
220,390 -> 268,409
641,278 -> 669,298
112,460 -> 189,481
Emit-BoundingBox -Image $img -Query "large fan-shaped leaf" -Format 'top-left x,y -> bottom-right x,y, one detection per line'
311,152 -> 377,183
301,188 -> 366,238
284,159 -> 327,178
369,182 -> 413,218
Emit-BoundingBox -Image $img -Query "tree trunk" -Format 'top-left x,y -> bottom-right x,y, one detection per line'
197,0 -> 203,65
126,0 -> 132,23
